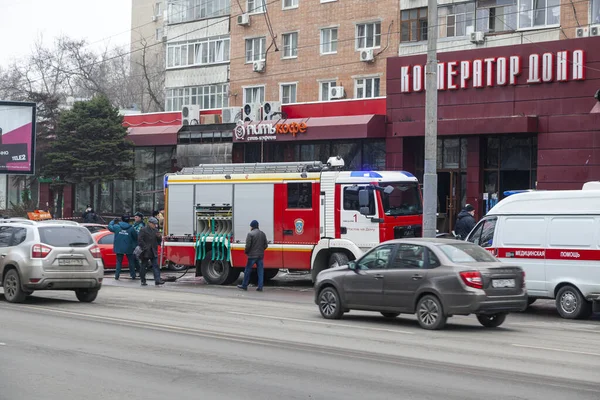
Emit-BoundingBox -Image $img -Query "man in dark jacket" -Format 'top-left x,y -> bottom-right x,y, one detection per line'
238,220 -> 269,291
138,217 -> 164,286
108,215 -> 138,280
455,204 -> 477,240
132,212 -> 145,275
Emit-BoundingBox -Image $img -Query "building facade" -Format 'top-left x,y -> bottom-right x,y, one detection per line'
387,35 -> 600,233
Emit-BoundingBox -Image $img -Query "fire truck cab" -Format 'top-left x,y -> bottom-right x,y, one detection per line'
163,157 -> 422,285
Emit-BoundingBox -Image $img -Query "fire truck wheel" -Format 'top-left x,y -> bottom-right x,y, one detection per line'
329,252 -> 349,269
200,256 -> 240,285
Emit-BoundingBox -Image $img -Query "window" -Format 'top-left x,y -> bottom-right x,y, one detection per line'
343,186 -> 376,215
355,77 -> 380,99
356,22 -> 381,49
319,80 -> 336,101
401,8 -> 428,42
357,244 -> 395,270
438,2 -> 475,38
320,27 -> 338,54
594,0 -> 600,24
38,227 -> 94,247
99,234 -> 115,245
0,227 -> 14,247
280,83 -> 297,104
439,243 -> 499,263
245,37 -> 266,62
467,218 -> 497,247
166,36 -> 230,68
282,32 -> 298,58
476,0 -> 517,33
165,84 -> 229,111
155,28 -> 163,41
287,183 -> 312,209
381,182 -> 423,217
283,0 -> 298,9
167,0 -> 231,24
12,228 -> 27,246
391,244 -> 429,269
247,0 -> 266,13
518,0 -> 560,29
243,86 -> 265,104
154,2 -> 162,16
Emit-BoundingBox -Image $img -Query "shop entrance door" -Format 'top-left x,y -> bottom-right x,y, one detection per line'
437,171 -> 459,234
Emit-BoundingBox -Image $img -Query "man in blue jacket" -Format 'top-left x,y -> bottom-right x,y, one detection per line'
109,215 -> 138,280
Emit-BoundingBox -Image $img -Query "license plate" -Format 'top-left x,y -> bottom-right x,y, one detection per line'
492,279 -> 515,288
58,259 -> 83,266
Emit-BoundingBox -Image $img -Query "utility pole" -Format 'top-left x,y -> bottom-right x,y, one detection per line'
422,0 -> 438,238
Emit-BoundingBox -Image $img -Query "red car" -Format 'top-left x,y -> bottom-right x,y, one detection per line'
92,230 -> 186,271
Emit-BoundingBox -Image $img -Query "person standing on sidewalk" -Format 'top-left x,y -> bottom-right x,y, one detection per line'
132,212 -> 145,276
138,217 -> 165,286
237,220 -> 268,292
109,215 -> 138,280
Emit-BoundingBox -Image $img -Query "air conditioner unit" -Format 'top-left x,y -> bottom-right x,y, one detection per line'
360,49 -> 374,62
242,103 -> 262,122
222,107 -> 242,123
252,61 -> 265,73
329,86 -> 345,100
181,105 -> 200,126
575,27 -> 589,38
237,13 -> 250,26
262,101 -> 281,120
470,31 -> 485,44
590,24 -> 600,37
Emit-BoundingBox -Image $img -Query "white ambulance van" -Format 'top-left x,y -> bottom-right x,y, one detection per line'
465,183 -> 600,320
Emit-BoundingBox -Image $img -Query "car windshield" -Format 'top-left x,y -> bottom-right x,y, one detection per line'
439,243 -> 498,263
38,226 -> 94,247
381,182 -> 423,216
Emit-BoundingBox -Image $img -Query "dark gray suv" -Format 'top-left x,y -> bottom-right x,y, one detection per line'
0,219 -> 104,303
314,238 -> 527,330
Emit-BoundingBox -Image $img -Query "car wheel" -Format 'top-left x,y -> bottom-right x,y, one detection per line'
556,285 -> 592,320
329,252 -> 349,269
416,295 -> 447,330
168,262 -> 188,272
75,289 -> 99,303
476,313 -> 507,328
381,312 -> 400,318
318,287 -> 344,320
3,269 -> 28,303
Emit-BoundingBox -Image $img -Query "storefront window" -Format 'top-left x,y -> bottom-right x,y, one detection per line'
114,180 -> 133,215
154,147 -> 174,209
298,143 -> 330,163
362,141 -> 386,170
332,142 -> 361,170
135,147 -> 155,214
98,182 -> 113,214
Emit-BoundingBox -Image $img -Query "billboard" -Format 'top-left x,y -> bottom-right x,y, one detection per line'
0,101 -> 36,175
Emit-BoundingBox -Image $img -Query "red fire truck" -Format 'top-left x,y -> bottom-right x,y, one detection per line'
162,157 -> 423,285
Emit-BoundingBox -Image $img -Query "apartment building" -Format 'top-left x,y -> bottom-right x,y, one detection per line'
163,0 -> 232,113
131,0 -> 167,113
228,0 -> 398,106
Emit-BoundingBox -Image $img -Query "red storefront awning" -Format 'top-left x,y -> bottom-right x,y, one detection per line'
233,114 -> 386,142
127,125 -> 181,146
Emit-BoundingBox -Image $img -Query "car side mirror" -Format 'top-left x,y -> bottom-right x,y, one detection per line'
383,185 -> 394,195
348,261 -> 356,270
358,189 -> 369,207
359,206 -> 370,216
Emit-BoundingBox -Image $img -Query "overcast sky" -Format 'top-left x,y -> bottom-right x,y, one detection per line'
0,0 -> 132,67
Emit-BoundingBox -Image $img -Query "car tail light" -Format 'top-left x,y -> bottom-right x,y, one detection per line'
522,270 -> 526,288
460,271 -> 483,289
89,245 -> 102,259
31,244 -> 52,259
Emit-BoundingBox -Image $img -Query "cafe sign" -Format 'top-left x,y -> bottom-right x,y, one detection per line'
399,49 -> 586,93
234,120 -> 307,141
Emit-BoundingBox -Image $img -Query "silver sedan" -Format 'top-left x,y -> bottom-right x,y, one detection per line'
314,238 -> 528,330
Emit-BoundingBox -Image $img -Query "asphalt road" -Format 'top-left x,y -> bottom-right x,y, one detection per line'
1,274 -> 599,400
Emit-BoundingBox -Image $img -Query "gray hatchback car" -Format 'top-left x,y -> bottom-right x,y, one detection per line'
314,238 -> 528,330
0,219 -> 104,303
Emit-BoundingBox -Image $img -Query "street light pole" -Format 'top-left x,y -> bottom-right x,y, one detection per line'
422,0 -> 438,238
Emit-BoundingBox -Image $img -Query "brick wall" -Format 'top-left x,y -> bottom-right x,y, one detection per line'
228,0 -> 398,106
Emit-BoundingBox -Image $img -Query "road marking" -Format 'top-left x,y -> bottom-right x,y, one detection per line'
512,344 -> 600,357
228,311 -> 415,335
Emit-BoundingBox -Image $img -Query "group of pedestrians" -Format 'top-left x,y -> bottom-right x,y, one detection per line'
108,212 -> 165,286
